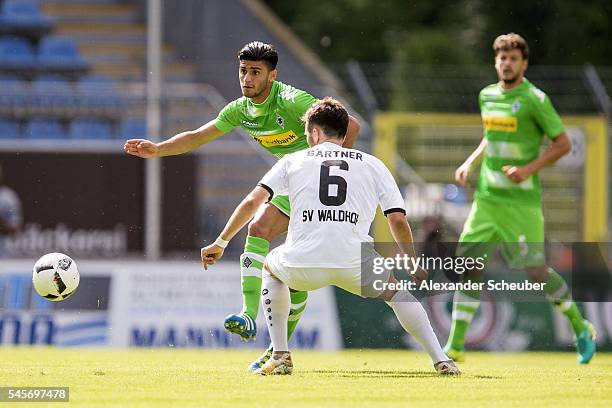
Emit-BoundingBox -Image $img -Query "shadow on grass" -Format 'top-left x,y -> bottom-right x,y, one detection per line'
307,370 -> 504,380
309,369 -> 439,378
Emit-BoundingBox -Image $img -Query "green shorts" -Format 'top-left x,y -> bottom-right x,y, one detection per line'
458,199 -> 545,268
270,195 -> 291,217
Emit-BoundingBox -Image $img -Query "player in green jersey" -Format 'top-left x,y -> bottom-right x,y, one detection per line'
124,41 -> 361,370
443,33 -> 596,364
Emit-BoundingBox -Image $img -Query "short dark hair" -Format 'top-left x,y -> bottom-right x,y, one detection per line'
304,97 -> 349,139
237,41 -> 278,70
493,33 -> 529,60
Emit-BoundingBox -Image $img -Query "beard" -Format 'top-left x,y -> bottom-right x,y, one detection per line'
501,71 -> 521,85
503,76 -> 520,84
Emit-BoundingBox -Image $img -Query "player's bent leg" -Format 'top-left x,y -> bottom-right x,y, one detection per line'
258,266 -> 292,376
225,203 -> 289,342
445,239 -> 494,361
445,201 -> 497,361
526,265 -> 596,364
264,196 -> 308,341
444,284 -> 481,362
383,290 -> 458,375
376,277 -> 459,375
335,259 -> 460,375
250,272 -> 307,371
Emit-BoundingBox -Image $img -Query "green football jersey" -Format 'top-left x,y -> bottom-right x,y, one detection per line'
475,78 -> 565,206
214,81 -> 318,159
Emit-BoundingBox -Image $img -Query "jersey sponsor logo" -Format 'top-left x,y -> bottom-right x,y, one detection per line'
252,130 -> 299,147
482,116 -> 517,132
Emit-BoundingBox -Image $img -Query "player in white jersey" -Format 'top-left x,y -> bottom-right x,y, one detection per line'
201,98 -> 459,376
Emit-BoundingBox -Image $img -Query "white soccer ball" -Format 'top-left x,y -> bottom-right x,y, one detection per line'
32,253 -> 80,301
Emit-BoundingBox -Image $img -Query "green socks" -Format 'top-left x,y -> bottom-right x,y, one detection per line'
240,235 -> 269,319
446,267 -> 587,352
544,268 -> 587,334
446,289 -> 481,351
240,235 -> 308,340
288,290 -> 308,339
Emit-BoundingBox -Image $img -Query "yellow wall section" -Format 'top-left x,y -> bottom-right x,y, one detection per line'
374,112 -> 608,241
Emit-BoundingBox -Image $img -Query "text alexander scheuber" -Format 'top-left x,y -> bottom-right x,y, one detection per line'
370,254 -> 546,292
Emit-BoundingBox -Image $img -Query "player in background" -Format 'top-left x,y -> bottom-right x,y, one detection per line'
124,41 -> 361,370
202,98 -> 460,376
444,33 -> 596,363
0,162 -> 22,257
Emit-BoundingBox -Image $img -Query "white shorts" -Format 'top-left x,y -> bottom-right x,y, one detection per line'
265,246 -> 389,298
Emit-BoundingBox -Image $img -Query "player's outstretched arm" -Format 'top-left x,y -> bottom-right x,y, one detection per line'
124,119 -> 225,159
201,186 -> 270,270
455,137 -> 487,186
387,212 -> 427,283
341,115 -> 361,148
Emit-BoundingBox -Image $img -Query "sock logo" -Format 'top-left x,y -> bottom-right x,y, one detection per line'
242,257 -> 253,268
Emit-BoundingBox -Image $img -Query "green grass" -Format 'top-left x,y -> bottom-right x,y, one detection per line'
1,348 -> 610,407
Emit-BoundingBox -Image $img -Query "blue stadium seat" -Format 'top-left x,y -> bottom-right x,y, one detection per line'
37,36 -> 87,71
24,118 -> 65,139
119,118 -> 147,139
0,0 -> 53,31
0,76 -> 29,108
69,118 -> 113,140
0,36 -> 36,69
77,75 -> 125,109
0,118 -> 19,139
32,75 -> 75,108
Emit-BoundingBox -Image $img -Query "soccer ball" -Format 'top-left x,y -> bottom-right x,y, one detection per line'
32,253 -> 80,301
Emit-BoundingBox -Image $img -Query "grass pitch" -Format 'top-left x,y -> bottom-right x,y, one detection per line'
1,348 -> 610,407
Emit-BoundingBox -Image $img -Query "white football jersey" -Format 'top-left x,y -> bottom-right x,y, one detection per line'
259,141 -> 405,268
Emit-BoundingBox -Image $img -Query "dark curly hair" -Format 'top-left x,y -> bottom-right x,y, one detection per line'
237,41 -> 278,70
303,97 -> 349,139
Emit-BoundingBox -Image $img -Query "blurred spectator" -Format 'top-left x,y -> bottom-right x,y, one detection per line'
0,162 -> 22,256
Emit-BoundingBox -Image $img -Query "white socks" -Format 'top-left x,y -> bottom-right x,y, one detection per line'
262,268 -> 290,352
386,291 -> 449,363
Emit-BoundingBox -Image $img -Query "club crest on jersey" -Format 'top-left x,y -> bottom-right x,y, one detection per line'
512,99 -> 521,114
276,113 -> 285,128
